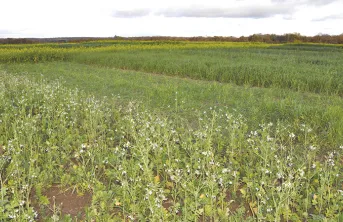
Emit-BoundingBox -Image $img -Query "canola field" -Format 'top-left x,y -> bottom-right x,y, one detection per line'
0,41 -> 343,221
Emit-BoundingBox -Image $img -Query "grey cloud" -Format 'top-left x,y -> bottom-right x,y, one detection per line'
312,14 -> 343,21
112,9 -> 150,18
272,0 -> 338,6
304,0 -> 338,5
112,4 -> 292,19
157,5 -> 292,18
111,0 -> 340,19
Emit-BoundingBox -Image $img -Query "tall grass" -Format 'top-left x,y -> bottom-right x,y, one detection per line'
73,46 -> 343,96
2,41 -> 342,95
0,41 -> 343,96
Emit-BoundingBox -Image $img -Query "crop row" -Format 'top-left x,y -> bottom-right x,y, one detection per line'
1,72 -> 342,221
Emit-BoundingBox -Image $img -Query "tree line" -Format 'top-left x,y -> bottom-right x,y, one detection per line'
1,33 -> 343,44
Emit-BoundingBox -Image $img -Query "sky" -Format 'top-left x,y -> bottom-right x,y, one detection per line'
1,0 -> 342,38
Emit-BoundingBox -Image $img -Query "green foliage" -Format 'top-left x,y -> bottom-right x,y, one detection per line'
0,72 -> 343,221
1,41 -> 342,95
72,45 -> 343,96
1,41 -> 343,221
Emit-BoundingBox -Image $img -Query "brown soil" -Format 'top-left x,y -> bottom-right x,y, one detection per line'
228,189 -> 254,217
225,189 -> 248,213
31,184 -> 92,221
0,144 -> 4,155
162,199 -> 173,210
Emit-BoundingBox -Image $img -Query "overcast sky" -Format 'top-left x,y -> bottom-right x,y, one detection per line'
1,0 -> 342,38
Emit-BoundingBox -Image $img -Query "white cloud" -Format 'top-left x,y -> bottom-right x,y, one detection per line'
0,0 -> 342,38
0,30 -> 12,35
312,13 -> 343,21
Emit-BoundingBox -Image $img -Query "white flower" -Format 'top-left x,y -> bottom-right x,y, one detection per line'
222,168 -> 230,173
251,131 -> 258,136
289,133 -> 295,139
218,178 -> 223,186
123,141 -> 130,148
309,145 -> 316,151
151,143 -> 158,149
299,169 -> 305,177
276,172 -> 282,179
328,160 -> 335,166
283,182 -> 292,188
233,171 -> 237,177
19,200 -> 25,206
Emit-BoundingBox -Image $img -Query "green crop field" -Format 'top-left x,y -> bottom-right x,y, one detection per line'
0,41 -> 343,221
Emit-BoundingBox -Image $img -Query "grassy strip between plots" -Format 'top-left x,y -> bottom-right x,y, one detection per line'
1,72 -> 343,221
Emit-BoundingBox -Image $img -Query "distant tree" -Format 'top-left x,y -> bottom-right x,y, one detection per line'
2,33 -> 343,45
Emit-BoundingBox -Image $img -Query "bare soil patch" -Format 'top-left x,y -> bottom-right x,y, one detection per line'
31,184 -> 92,221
